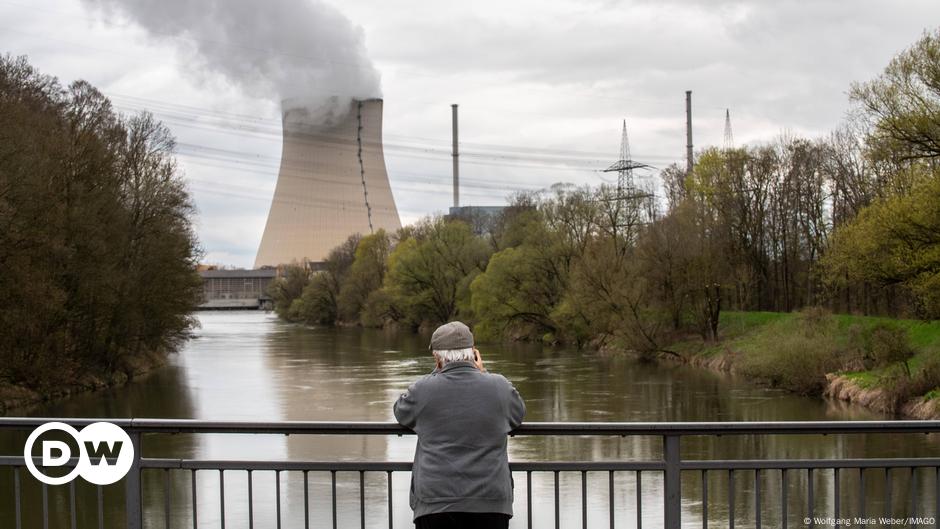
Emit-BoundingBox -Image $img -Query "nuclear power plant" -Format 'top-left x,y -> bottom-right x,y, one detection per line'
254,98 -> 401,267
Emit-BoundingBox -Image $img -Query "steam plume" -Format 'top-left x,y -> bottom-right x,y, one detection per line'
81,0 -> 381,110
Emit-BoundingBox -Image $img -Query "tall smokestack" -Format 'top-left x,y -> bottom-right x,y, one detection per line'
685,90 -> 693,174
451,104 -> 459,208
254,99 -> 401,267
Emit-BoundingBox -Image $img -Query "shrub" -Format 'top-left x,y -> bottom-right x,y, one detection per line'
737,309 -> 842,395
843,324 -> 868,371
880,355 -> 940,412
360,289 -> 402,328
846,322 -> 915,372
799,306 -> 832,332
738,332 -> 841,395
913,356 -> 940,398
294,273 -> 340,325
869,324 -> 914,372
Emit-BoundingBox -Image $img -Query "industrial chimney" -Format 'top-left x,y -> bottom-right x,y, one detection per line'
254,98 -> 402,267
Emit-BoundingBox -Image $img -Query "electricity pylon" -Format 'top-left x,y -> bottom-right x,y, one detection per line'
601,120 -> 652,201
723,109 -> 734,150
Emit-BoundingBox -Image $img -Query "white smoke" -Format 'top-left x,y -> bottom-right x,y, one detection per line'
81,0 -> 381,111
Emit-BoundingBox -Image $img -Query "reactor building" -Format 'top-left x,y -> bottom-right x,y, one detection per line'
254,98 -> 401,268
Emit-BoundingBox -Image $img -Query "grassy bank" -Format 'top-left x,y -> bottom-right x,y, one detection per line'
658,310 -> 940,417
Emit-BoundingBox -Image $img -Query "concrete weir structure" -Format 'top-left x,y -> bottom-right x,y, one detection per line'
254,98 -> 401,267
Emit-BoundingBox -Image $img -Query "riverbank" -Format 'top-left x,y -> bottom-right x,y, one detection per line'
0,353 -> 166,414
627,311 -> 940,419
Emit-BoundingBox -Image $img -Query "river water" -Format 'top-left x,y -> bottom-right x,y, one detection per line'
2,311 -> 939,528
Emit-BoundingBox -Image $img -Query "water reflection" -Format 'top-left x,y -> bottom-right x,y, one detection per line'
1,311 -> 938,528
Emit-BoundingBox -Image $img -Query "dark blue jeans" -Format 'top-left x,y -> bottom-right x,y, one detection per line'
415,512 -> 510,529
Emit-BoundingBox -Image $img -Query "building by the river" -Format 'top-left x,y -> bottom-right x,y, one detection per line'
198,268 -> 277,310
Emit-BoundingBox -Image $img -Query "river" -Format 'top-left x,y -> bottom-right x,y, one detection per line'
2,311 -> 938,528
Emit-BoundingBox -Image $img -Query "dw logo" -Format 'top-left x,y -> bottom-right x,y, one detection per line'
23,422 -> 134,485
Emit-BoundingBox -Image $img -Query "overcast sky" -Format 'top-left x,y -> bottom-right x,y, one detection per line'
2,0 -> 938,267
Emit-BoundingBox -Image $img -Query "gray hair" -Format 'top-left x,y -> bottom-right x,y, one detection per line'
433,347 -> 475,365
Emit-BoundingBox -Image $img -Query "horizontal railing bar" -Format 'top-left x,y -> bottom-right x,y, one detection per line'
681,458 -> 940,470
2,418 -> 940,436
0,456 -> 118,467
6,456 -> 939,473
140,460 -> 414,472
136,459 -> 666,472
8,455 -> 937,472
512,462 -> 665,471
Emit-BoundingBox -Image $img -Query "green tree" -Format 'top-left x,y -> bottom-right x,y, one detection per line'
823,29 -> 940,318
850,29 -> 940,162
383,218 -> 490,328
565,236 -> 662,352
337,230 -> 391,324
470,244 -> 567,342
470,186 -> 599,343
289,235 -> 359,325
824,176 -> 940,318
268,264 -> 310,320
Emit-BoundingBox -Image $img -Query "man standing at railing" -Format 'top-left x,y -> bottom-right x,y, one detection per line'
394,321 -> 526,529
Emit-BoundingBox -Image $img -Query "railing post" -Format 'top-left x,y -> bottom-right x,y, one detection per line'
663,435 -> 681,529
125,430 -> 142,529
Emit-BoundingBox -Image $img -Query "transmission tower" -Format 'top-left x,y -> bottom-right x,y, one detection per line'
723,109 -> 734,149
601,120 -> 652,200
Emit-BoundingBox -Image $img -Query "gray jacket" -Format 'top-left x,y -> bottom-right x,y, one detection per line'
393,360 -> 526,520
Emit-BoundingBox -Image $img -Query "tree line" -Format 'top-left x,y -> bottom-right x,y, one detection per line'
0,56 -> 202,392
271,29 -> 940,352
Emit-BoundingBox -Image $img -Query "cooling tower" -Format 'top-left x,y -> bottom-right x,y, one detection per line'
254,98 -> 401,267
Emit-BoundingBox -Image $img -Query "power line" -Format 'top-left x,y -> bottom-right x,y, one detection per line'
109,92 -> 691,162
108,93 -> 682,165
177,154 -> 552,195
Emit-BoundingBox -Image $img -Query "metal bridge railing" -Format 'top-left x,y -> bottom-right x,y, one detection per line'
3,419 -> 940,529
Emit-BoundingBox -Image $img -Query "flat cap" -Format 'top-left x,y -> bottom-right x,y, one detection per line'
429,321 -> 474,351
